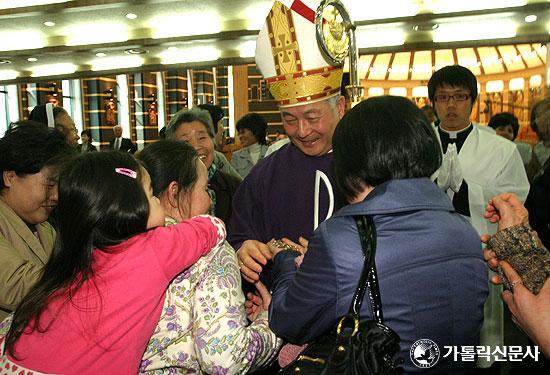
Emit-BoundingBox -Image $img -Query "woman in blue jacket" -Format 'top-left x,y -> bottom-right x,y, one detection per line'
268,96 -> 488,373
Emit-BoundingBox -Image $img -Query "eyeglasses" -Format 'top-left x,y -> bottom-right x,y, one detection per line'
434,93 -> 470,103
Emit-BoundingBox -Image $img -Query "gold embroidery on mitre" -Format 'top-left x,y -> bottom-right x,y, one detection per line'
267,66 -> 343,106
267,1 -> 302,77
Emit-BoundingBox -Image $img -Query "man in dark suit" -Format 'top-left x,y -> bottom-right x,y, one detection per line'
109,125 -> 137,154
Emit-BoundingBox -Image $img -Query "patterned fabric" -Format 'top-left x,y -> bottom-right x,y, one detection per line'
140,219 -> 281,374
0,317 -> 53,375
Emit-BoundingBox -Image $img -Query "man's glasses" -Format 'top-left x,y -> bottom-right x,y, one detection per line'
434,93 -> 470,102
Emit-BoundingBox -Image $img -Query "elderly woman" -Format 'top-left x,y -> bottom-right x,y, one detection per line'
267,96 -> 488,373
166,108 -> 241,224
231,113 -> 269,178
138,140 -> 280,373
0,122 -> 74,321
28,104 -> 80,146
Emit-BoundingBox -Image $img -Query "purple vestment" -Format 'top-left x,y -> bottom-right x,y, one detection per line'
228,143 -> 343,250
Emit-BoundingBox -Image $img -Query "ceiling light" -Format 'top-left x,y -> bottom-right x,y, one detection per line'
524,15 -> 537,23
341,0 -> 419,20
151,14 -> 221,38
27,57 -> 38,62
160,46 -> 220,64
412,86 -> 429,97
0,70 -> 18,80
434,20 -> 516,42
0,31 -> 44,51
244,2 -> 272,30
388,87 -> 407,97
0,59 -> 12,64
124,48 -> 148,55
529,75 -> 542,88
44,21 -> 56,27
239,41 -> 256,58
167,46 -> 178,52
509,77 -> 525,91
95,52 -> 107,57
486,80 -> 504,93
430,0 -> 527,14
126,13 -> 138,20
367,87 -> 384,97
356,27 -> 405,48
31,63 -> 76,77
65,23 -> 128,46
413,23 -> 438,31
0,1 -> 68,10
90,56 -> 144,71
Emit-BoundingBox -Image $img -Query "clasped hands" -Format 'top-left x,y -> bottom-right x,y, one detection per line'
482,193 -> 550,356
238,237 -> 308,321
237,237 -> 308,283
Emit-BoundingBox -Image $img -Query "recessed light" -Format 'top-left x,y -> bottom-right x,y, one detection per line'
0,59 -> 12,64
27,57 -> 38,62
524,15 -> 537,23
413,23 -> 438,31
95,52 -> 107,57
126,13 -> 138,20
168,46 -> 178,51
124,48 -> 148,55
44,21 -> 56,27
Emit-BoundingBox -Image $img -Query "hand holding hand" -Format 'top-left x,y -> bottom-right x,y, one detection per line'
500,261 -> 550,356
484,193 -> 528,230
245,281 -> 271,321
237,240 -> 271,283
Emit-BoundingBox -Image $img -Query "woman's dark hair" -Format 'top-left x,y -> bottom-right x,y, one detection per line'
333,96 -> 442,201
197,104 -> 225,133
5,151 -> 150,356
28,104 -> 69,134
488,112 -> 519,140
0,121 -> 75,190
236,112 -> 268,145
428,65 -> 478,105
138,140 -> 200,198
28,104 -> 68,124
80,129 -> 93,142
530,98 -> 550,136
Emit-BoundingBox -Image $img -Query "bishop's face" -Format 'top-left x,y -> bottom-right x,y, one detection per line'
280,96 -> 345,157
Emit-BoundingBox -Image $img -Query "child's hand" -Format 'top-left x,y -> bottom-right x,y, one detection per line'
245,281 -> 271,321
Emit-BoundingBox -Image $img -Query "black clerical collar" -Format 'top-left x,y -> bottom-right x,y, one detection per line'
438,123 -> 473,153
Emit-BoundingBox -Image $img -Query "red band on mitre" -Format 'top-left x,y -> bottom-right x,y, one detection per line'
290,0 -> 315,23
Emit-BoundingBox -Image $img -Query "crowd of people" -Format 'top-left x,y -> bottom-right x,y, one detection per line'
0,1 -> 548,374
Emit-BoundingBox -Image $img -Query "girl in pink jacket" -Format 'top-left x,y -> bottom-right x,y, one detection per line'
0,151 -> 224,375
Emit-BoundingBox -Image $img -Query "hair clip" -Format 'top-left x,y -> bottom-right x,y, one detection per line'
115,167 -> 137,179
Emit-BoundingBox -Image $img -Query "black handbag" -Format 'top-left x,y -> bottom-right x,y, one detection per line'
279,215 -> 402,375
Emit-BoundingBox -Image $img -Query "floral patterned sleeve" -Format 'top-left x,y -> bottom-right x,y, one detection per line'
192,242 -> 282,374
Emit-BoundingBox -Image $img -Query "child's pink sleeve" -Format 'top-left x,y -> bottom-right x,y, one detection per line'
152,215 -> 225,279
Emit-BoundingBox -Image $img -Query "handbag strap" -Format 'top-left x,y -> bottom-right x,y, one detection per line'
350,215 -> 385,324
